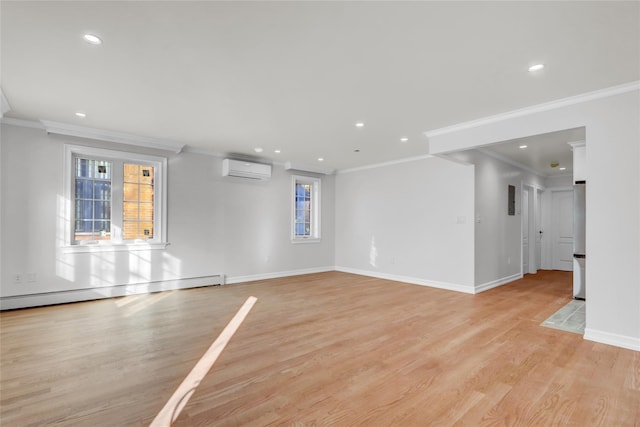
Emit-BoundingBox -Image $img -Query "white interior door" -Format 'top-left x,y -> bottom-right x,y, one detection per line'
522,188 -> 529,274
551,190 -> 574,271
535,188 -> 543,270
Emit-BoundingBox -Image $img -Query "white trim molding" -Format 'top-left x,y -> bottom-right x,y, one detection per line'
284,161 -> 334,175
337,154 -> 435,175
42,120 -> 184,153
225,266 -> 334,285
63,144 -> 168,248
335,266 -> 475,294
1,117 -> 45,130
474,273 -> 523,293
584,328 -> 640,352
424,81 -> 640,140
0,275 -> 224,310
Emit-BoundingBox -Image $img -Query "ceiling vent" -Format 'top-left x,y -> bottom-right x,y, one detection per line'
222,159 -> 272,180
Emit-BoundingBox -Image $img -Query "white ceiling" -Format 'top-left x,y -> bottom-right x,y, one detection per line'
1,1 -> 638,171
480,127 -> 585,177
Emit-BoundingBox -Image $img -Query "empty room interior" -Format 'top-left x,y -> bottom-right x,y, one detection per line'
1,1 -> 639,426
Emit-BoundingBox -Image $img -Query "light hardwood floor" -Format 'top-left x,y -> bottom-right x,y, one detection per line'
1,271 -> 638,426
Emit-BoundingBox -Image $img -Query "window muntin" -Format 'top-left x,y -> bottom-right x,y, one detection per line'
291,175 -> 321,242
65,145 -> 167,249
123,164 -> 155,239
74,158 -> 112,241
295,182 -> 312,237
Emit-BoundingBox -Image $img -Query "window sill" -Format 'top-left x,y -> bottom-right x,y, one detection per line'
291,238 -> 321,244
61,242 -> 169,254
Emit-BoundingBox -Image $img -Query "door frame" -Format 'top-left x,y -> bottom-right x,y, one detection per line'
541,185 -> 573,270
522,182 -> 544,275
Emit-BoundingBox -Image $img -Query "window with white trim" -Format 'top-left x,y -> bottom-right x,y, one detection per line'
291,175 -> 321,242
65,145 -> 167,251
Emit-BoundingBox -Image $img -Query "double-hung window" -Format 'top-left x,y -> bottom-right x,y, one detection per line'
65,145 -> 167,251
291,175 -> 321,242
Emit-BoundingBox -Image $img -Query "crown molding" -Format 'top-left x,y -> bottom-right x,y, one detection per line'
0,117 -> 45,129
424,81 -> 640,139
181,146 -> 225,157
284,161 -> 334,175
336,154 -> 434,175
40,120 -> 184,153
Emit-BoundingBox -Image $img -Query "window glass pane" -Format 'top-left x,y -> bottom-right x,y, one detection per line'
139,222 -> 153,238
123,221 -> 139,239
74,158 -> 112,242
295,223 -> 306,236
140,167 -> 154,184
139,202 -> 154,221
139,184 -> 154,202
94,181 -> 111,200
76,200 -> 93,219
75,158 -> 90,178
123,183 -> 139,201
75,179 -> 93,199
123,201 -> 140,219
123,163 -> 155,240
75,220 -> 92,233
124,164 -> 139,183
93,201 -> 111,220
94,221 -> 111,239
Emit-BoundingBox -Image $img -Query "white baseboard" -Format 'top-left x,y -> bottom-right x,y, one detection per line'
0,275 -> 224,310
334,266 -> 474,294
584,328 -> 640,351
475,273 -> 523,293
225,266 -> 335,285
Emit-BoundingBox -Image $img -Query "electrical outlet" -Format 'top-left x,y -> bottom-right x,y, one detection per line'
507,257 -> 511,265
26,273 -> 37,282
14,273 -> 23,283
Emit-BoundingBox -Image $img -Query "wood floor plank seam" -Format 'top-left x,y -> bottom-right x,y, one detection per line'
1,270 -> 638,426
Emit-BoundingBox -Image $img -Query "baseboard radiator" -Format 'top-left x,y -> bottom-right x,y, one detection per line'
0,274 -> 225,310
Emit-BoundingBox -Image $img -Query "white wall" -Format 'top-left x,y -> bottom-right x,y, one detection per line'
0,124 -> 335,305
544,175 -> 572,189
446,150 -> 545,288
334,156 -> 475,292
428,86 -> 640,350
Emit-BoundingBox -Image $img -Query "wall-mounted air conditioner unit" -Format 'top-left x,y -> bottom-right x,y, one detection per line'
222,159 -> 272,180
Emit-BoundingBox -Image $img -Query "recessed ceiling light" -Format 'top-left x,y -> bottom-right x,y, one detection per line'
400,137 -> 409,143
83,34 -> 102,45
274,149 -> 281,154
528,63 -> 544,72
355,122 -> 364,128
254,147 -> 263,153
559,167 -> 566,171
75,112 -> 86,118
318,157 -> 324,162
519,145 -> 527,149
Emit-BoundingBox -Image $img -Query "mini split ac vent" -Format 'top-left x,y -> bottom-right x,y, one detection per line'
222,159 -> 272,180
